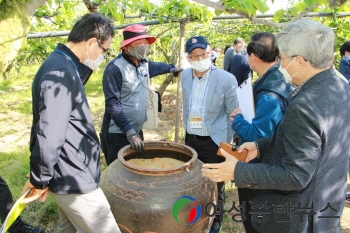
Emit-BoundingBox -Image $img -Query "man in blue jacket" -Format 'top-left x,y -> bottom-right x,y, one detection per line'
22,13 -> 121,233
101,24 -> 182,165
230,32 -> 294,233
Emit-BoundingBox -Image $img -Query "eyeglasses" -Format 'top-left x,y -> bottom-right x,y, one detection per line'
97,41 -> 110,58
275,55 -> 290,64
187,52 -> 210,61
276,55 -> 308,64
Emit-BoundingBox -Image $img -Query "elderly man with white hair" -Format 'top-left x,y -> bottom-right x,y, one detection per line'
202,19 -> 350,233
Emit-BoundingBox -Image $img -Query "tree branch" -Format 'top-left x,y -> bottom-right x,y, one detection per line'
289,4 -> 318,22
191,0 -> 226,11
249,3 -> 318,28
27,0 -> 47,16
190,0 -> 320,28
155,28 -> 172,38
83,0 -> 99,13
155,44 -> 170,62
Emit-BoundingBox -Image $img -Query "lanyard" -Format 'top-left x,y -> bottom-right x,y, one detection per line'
189,73 -> 210,112
55,50 -> 79,74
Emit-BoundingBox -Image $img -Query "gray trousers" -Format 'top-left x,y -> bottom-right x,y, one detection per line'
51,188 -> 121,233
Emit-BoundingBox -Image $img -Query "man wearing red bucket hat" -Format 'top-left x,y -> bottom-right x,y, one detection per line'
101,24 -> 183,165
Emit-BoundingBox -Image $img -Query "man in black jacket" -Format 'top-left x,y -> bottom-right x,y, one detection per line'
227,53 -> 252,86
21,13 -> 121,233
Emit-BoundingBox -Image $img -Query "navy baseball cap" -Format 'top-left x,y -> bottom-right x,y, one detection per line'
185,36 -> 209,53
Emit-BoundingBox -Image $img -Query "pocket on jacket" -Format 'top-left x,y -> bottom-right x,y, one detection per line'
208,96 -> 224,112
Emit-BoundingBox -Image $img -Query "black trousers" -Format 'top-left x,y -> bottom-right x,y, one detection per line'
238,187 -> 259,233
101,130 -> 144,165
0,176 -> 25,232
185,133 -> 225,223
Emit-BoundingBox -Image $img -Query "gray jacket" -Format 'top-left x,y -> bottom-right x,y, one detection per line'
235,68 -> 350,233
182,65 -> 239,145
109,56 -> 149,133
223,47 -> 236,71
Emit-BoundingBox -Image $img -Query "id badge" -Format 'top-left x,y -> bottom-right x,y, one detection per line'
190,116 -> 203,129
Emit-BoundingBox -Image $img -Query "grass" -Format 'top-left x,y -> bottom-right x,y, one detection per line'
0,64 -> 60,232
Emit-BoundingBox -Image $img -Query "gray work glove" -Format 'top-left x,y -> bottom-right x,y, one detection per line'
126,129 -> 144,153
172,66 -> 183,77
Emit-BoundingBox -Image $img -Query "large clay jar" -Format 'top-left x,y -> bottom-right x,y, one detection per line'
100,141 -> 217,233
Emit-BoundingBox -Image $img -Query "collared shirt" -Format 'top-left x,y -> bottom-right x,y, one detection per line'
291,80 -> 307,97
292,68 -> 349,97
186,69 -> 211,136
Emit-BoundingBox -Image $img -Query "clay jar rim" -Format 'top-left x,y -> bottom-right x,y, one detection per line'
117,141 -> 198,175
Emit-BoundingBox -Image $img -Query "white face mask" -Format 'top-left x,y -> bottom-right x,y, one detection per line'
279,57 -> 298,84
191,57 -> 212,72
83,43 -> 104,70
279,67 -> 291,83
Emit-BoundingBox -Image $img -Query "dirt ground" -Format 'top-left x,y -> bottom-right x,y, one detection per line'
0,91 -> 349,232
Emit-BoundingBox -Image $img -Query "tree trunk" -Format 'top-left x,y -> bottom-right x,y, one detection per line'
158,73 -> 175,97
0,0 -> 46,79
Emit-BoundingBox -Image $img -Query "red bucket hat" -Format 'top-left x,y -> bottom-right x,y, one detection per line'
120,24 -> 156,49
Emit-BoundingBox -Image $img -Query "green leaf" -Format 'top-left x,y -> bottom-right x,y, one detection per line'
99,5 -> 107,14
251,0 -> 269,14
63,2 -> 69,11
214,10 -> 223,16
119,13 -> 124,26
35,16 -> 42,24
273,9 -> 283,22
225,1 -> 236,9
304,0 -> 314,7
159,16 -> 164,24
242,0 -> 255,16
290,7 -> 300,17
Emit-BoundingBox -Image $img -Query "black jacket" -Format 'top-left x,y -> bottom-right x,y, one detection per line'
29,43 -> 100,194
227,53 -> 252,86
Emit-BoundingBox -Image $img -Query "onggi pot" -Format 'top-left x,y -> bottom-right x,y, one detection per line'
100,141 -> 218,233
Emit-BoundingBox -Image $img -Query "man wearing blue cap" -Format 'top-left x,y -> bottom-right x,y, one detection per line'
182,36 -> 239,233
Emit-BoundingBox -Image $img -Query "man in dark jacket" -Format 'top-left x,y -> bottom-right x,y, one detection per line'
227,53 -> 252,86
22,13 -> 121,233
203,19 -> 350,233
339,40 -> 350,82
223,38 -> 245,71
101,24 -> 182,165
230,32 -> 294,233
